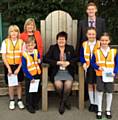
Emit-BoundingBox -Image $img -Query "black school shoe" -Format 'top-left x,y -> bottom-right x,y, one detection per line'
26,106 -> 35,113
34,105 -> 39,111
88,104 -> 95,112
64,101 -> 71,110
105,111 -> 112,119
94,105 -> 98,113
96,111 -> 102,119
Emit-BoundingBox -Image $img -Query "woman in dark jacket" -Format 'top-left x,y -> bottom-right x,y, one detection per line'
43,31 -> 76,115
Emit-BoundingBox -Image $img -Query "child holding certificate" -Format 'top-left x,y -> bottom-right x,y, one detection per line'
22,36 -> 41,113
1,25 -> 25,110
91,33 -> 118,119
80,27 -> 100,113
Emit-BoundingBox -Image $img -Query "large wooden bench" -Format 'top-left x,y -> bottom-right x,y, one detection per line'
40,10 -> 84,111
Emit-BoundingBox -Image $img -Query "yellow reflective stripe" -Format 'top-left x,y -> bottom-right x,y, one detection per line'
7,50 -> 22,53
28,67 -> 37,71
7,56 -> 21,58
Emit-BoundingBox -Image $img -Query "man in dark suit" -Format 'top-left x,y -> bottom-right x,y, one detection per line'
76,2 -> 106,101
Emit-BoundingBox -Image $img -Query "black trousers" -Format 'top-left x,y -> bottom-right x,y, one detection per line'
25,75 -> 41,108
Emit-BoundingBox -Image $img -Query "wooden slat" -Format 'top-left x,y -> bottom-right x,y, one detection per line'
47,81 -> 79,91
114,84 -> 118,92
0,87 -> 8,96
45,13 -> 52,53
40,20 -> 46,54
51,11 -> 59,44
66,13 -> 72,45
0,86 -> 25,96
72,20 -> 78,48
58,10 -> 67,32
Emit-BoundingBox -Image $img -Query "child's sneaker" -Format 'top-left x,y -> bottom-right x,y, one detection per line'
9,100 -> 15,110
17,100 -> 25,109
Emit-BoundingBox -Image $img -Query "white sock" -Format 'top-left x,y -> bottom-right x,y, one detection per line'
106,93 -> 112,111
94,91 -> 98,105
97,92 -> 103,111
89,91 -> 94,104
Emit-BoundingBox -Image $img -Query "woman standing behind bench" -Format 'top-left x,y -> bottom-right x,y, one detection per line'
43,31 -> 76,115
20,18 -> 43,59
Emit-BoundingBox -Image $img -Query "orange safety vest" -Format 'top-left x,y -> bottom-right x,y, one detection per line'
23,49 -> 41,76
83,40 -> 100,66
94,48 -> 117,76
5,38 -> 24,65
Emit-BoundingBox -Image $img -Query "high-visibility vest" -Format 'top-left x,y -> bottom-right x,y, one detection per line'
94,48 -> 117,76
5,38 -> 24,65
83,40 -> 100,66
23,49 -> 41,76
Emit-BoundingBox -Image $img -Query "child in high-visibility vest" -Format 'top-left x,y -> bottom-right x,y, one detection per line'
91,33 -> 118,119
80,27 -> 100,112
1,25 -> 25,110
22,36 -> 41,113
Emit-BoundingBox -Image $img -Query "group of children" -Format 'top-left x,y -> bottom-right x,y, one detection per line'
1,25 -> 41,113
80,27 -> 118,119
0,24 -> 118,119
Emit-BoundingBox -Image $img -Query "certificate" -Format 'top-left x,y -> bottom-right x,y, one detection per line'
29,79 -> 40,93
102,68 -> 114,82
8,74 -> 18,86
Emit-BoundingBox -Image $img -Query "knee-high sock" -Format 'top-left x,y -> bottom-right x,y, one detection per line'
97,92 -> 103,111
106,93 -> 112,111
95,91 -> 98,105
89,91 -> 94,104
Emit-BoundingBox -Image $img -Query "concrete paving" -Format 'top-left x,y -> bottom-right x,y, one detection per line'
0,93 -> 118,120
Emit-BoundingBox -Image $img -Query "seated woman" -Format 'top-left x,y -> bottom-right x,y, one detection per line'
43,31 -> 76,115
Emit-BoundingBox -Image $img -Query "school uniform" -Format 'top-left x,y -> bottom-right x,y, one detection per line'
91,47 -> 118,119
0,38 -> 24,84
91,47 -> 118,93
80,40 -> 100,83
80,40 -> 100,112
22,49 -> 41,112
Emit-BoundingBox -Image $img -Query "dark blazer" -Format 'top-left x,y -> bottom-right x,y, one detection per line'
76,17 -> 106,57
43,44 -> 76,82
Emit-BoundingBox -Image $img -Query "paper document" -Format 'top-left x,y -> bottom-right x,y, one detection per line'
102,68 -> 114,82
29,79 -> 40,93
8,74 -> 18,86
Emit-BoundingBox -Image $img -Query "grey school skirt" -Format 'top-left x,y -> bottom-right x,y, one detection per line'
54,70 -> 73,81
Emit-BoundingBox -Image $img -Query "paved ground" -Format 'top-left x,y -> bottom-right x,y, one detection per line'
0,93 -> 118,120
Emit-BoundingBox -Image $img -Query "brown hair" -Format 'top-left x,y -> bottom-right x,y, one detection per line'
25,36 -> 36,44
87,2 -> 97,9
86,27 -> 96,33
100,32 -> 111,41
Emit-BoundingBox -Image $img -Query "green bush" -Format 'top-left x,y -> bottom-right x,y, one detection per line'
1,0 -> 118,44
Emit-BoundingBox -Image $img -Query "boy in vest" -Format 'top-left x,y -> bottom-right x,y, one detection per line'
91,33 -> 118,119
22,36 -> 41,113
80,27 -> 100,112
1,25 -> 25,110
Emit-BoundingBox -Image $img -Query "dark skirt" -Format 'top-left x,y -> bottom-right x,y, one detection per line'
4,64 -> 24,85
86,65 -> 96,84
